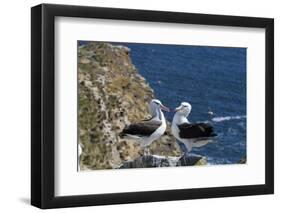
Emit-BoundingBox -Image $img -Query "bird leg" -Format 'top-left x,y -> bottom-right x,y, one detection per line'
140,147 -> 150,168
180,141 -> 193,166
143,147 -> 150,156
177,140 -> 189,158
183,151 -> 190,166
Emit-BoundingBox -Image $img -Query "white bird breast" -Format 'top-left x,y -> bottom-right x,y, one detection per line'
140,119 -> 167,147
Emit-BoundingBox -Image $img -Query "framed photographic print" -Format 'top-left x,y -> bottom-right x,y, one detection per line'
31,4 -> 274,209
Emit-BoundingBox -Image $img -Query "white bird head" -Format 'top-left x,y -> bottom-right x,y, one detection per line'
174,102 -> 192,117
149,99 -> 170,115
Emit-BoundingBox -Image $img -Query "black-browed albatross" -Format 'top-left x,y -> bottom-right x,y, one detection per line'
120,99 -> 170,154
171,102 -> 217,154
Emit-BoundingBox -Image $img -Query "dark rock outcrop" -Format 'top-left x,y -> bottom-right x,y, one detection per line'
237,156 -> 247,164
120,154 -> 207,169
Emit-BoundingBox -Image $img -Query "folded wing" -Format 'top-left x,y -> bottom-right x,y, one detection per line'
178,122 -> 216,139
121,120 -> 162,137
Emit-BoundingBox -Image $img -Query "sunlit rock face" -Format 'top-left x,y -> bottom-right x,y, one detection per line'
78,42 -> 181,170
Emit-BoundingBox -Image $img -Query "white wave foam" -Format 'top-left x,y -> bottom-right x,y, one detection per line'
212,115 -> 246,123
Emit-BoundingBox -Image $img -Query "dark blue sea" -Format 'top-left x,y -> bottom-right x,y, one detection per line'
122,42 -> 247,165
79,41 -> 247,165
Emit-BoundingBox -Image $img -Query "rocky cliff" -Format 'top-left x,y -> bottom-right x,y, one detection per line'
78,42 -> 206,170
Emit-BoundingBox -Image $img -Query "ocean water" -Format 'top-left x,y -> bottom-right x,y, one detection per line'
122,43 -> 247,165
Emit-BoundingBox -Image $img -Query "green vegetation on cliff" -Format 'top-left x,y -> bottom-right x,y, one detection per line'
78,42 -> 181,170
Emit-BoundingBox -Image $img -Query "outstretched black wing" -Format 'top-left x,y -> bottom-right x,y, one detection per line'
178,122 -> 216,139
121,120 -> 162,137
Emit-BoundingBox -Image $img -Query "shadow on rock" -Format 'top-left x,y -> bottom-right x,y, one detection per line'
119,153 -> 207,168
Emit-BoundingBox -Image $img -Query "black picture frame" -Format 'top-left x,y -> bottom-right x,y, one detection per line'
31,3 -> 274,209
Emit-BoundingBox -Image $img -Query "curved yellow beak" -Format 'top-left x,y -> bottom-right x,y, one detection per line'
160,104 -> 170,112
174,106 -> 182,112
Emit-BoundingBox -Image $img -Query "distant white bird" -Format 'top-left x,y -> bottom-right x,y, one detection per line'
120,99 -> 170,155
207,107 -> 214,120
208,110 -> 214,116
171,102 -> 217,154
